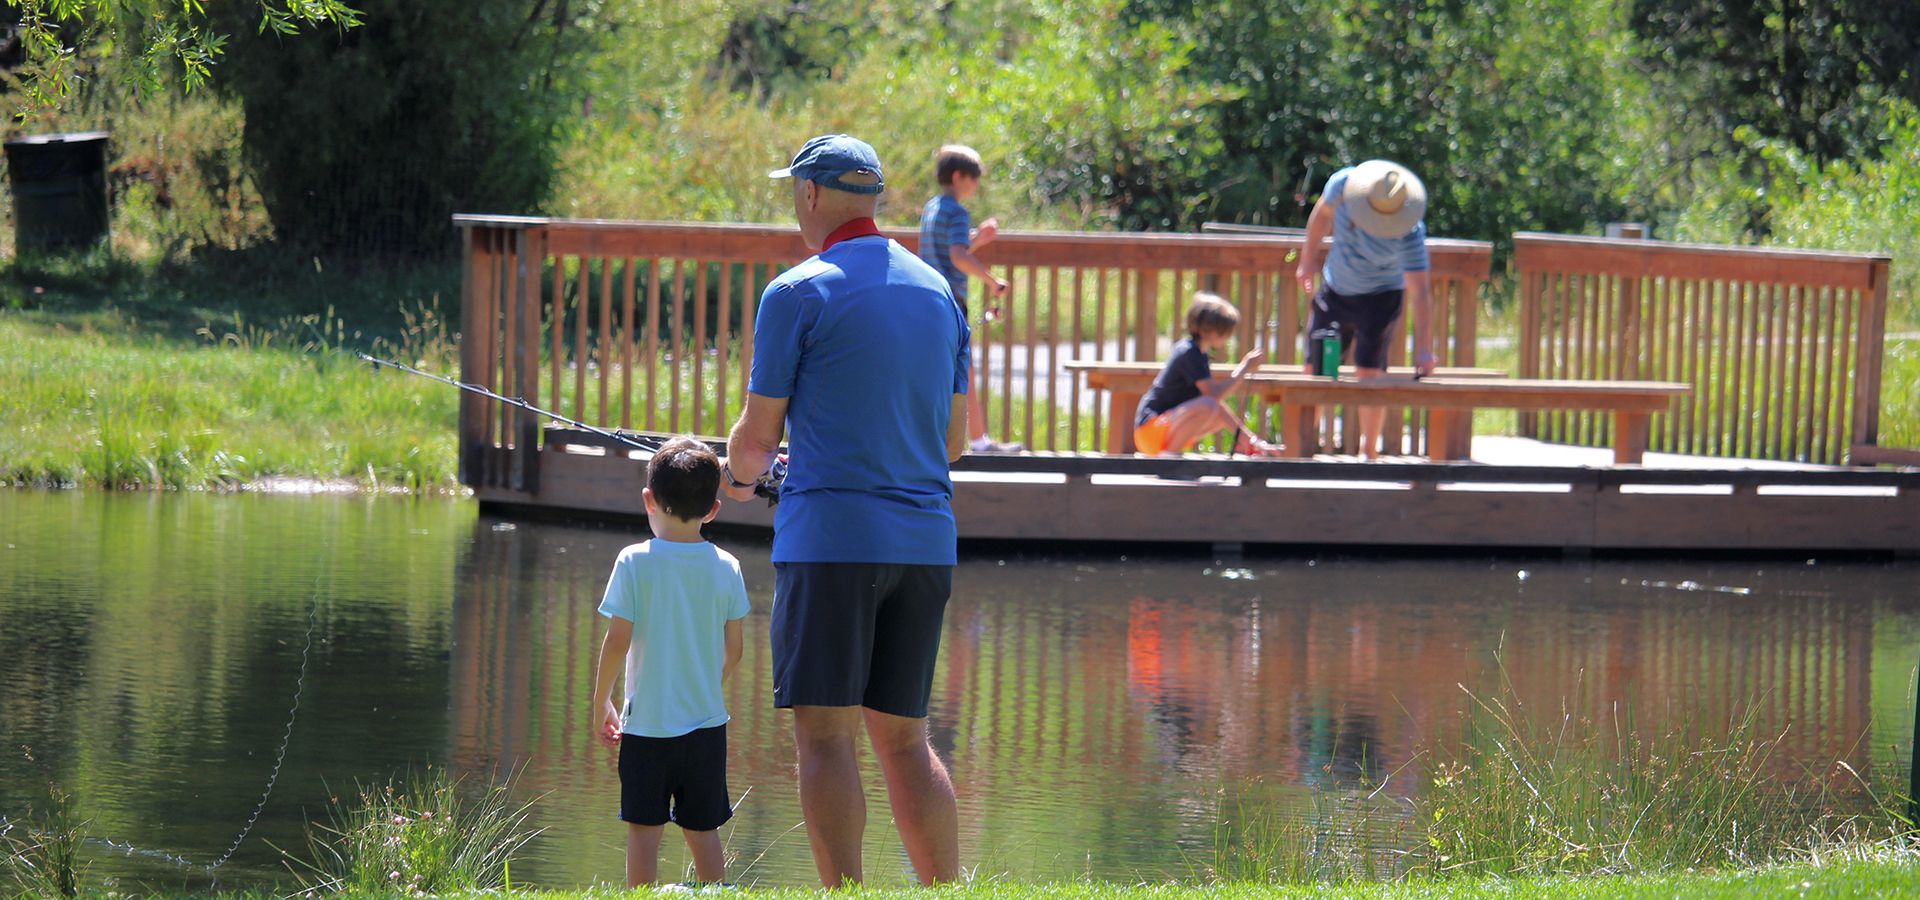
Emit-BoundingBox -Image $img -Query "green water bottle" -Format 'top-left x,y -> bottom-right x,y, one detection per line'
1310,323 -> 1342,379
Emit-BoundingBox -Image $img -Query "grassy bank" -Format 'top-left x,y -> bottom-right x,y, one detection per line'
3,303 -> 1916,492
492,858 -> 1920,898
5,858 -> 1918,899
0,309 -> 460,490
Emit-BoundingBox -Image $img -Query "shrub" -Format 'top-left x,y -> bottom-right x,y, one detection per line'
0,787 -> 85,900
296,768 -> 539,895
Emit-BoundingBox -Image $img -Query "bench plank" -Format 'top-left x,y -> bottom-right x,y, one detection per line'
1252,376 -> 1689,411
1066,362 -> 1503,455
1253,376 -> 1689,464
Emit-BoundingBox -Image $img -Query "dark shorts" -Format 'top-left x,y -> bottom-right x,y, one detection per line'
771,562 -> 953,718
617,724 -> 732,831
1308,284 -> 1405,371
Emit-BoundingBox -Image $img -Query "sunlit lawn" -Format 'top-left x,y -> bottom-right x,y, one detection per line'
0,310 -> 460,490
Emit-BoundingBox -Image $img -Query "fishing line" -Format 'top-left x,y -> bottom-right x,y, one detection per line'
353,352 -> 667,455
355,352 -> 787,501
44,554 -> 330,883
85,836 -> 200,870
209,548 -> 330,878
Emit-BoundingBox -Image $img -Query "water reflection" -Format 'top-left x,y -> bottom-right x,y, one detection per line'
450,515 -> 1920,887
2,490 -> 1917,891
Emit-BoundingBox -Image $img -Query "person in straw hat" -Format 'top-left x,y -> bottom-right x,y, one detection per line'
1293,159 -> 1435,459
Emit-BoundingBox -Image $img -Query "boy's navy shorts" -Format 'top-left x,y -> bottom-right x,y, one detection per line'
617,724 -> 732,831
1308,284 -> 1405,371
770,562 -> 952,718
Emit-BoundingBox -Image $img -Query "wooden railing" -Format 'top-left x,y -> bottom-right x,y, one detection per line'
453,215 -> 1493,488
1513,233 -> 1891,466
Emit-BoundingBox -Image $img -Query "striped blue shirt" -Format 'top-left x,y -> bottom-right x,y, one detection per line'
1320,167 -> 1430,295
919,194 -> 973,301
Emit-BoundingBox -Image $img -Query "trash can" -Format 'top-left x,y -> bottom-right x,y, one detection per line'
5,131 -> 110,254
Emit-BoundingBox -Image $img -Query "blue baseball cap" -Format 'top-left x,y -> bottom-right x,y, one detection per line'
769,134 -> 885,195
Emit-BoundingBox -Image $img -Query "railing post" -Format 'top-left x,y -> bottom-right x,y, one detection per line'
1135,269 -> 1159,364
514,227 -> 544,494
457,224 -> 484,487
1610,224 -> 1644,381
1852,259 -> 1890,454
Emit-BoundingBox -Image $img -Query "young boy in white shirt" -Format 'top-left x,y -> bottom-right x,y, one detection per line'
591,436 -> 750,887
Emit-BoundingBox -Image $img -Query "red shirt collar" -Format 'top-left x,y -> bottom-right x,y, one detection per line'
822,217 -> 883,252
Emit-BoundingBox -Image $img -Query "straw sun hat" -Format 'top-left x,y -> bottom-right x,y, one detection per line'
1342,160 -> 1426,238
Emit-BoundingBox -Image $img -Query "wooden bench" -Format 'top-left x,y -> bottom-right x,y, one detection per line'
1250,375 -> 1691,464
1065,360 -> 1503,455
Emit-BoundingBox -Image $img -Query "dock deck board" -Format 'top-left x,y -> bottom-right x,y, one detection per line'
481,427 -> 1920,553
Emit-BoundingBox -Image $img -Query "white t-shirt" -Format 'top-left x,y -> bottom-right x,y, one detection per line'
597,539 -> 751,738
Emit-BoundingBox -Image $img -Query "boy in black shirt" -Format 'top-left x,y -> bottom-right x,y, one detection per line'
1133,292 -> 1282,457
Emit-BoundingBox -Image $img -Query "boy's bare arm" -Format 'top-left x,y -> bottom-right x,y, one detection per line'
949,245 -> 1009,296
593,617 -> 633,748
1199,347 -> 1268,398
722,618 -> 744,684
971,217 -> 999,250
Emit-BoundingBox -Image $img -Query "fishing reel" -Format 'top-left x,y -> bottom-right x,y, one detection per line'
753,455 -> 789,507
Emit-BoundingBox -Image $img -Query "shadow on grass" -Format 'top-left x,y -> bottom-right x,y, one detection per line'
0,244 -> 459,344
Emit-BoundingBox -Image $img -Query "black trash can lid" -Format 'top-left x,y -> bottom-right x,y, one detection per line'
5,131 -> 110,147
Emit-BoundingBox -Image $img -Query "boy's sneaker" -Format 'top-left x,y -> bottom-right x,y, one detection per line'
969,435 -> 1026,453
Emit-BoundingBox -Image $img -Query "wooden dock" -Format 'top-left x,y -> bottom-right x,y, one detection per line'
451,216 -> 1915,553
478,427 -> 1920,553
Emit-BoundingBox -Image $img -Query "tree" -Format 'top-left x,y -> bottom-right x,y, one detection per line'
1630,0 -> 1920,160
204,0 -> 583,257
5,1 -> 360,108
1119,0 -> 1628,239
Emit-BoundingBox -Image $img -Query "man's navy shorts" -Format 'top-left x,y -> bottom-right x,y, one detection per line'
617,724 -> 732,831
770,562 -> 952,718
1308,284 -> 1405,371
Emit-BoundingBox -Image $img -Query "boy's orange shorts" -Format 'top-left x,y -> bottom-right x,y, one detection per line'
1133,411 -> 1183,456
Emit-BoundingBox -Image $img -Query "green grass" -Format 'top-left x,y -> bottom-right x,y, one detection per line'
0,245 -> 461,343
13,859 -> 1916,899
0,308 -> 461,490
1,786 -> 84,900
291,769 -> 539,895
1881,338 -> 1919,451
1416,681 -> 1907,878
521,856 -> 1915,896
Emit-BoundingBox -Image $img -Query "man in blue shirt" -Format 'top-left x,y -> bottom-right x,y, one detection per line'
1294,159 -> 1434,459
721,134 -> 968,888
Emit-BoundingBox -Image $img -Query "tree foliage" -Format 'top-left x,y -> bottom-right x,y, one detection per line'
1629,0 -> 1920,160
4,0 -> 360,108
1117,0 -> 1629,236
204,0 -> 597,257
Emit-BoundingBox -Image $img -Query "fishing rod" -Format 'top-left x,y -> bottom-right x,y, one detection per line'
355,352 -> 784,503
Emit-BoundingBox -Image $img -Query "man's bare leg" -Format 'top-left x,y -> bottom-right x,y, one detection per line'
792,705 -> 867,887
1356,366 -> 1386,458
864,708 -> 959,885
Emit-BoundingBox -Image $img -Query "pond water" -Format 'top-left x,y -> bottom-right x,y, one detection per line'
3,489 -> 1918,890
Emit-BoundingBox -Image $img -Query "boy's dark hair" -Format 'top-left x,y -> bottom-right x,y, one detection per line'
646,436 -> 722,521
935,144 -> 984,186
1185,291 -> 1241,337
